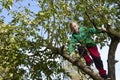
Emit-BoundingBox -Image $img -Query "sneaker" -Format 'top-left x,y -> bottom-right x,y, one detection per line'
101,75 -> 111,80
87,64 -> 94,72
87,63 -> 99,74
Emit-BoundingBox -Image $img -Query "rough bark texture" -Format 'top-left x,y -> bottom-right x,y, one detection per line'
108,37 -> 119,80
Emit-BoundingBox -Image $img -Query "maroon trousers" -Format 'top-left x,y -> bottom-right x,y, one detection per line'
78,46 -> 106,76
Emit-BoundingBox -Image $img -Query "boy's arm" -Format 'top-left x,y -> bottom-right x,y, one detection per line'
68,36 -> 76,54
88,27 -> 106,34
97,27 -> 106,33
88,27 -> 101,34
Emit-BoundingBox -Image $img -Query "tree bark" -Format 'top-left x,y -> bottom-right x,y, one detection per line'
108,37 -> 119,80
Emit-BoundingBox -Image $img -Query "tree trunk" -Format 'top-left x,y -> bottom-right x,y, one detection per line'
108,37 -> 119,80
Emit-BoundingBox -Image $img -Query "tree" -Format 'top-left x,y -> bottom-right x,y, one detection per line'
0,0 -> 120,80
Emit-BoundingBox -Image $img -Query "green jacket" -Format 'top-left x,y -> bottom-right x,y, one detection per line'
68,26 -> 100,54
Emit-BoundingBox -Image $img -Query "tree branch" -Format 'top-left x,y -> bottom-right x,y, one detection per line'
107,24 -> 120,39
85,11 -> 120,39
85,11 -> 97,28
50,46 -> 104,80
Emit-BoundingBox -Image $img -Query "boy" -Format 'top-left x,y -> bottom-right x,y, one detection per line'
68,21 -> 110,79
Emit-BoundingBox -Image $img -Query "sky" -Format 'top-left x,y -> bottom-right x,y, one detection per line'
0,0 -> 120,80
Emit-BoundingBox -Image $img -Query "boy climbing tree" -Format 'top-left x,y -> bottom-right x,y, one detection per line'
68,21 -> 111,80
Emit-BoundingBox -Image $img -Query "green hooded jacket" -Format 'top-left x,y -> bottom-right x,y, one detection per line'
68,26 -> 100,54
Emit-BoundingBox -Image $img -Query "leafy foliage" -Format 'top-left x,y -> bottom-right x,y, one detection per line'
0,0 -> 120,80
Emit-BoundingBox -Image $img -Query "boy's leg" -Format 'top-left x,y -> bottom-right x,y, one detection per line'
78,46 -> 93,66
87,46 -> 107,78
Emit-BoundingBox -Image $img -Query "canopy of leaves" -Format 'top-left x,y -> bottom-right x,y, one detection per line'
0,0 -> 120,80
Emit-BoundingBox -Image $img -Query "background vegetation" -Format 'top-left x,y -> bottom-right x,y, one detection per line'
0,0 -> 120,80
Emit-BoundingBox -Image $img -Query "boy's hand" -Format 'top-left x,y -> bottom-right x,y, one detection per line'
98,27 -> 106,32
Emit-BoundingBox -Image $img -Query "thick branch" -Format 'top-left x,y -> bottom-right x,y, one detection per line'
107,27 -> 120,39
50,46 -> 104,80
60,52 -> 103,80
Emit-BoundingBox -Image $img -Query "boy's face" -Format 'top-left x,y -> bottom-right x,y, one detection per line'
70,22 -> 79,33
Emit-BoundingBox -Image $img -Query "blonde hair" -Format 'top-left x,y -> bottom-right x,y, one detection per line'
69,21 -> 79,31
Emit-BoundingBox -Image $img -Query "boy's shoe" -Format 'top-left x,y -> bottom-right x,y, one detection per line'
87,63 -> 94,72
101,75 -> 111,80
87,63 -> 99,74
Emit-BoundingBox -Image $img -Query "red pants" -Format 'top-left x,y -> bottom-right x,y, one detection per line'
78,46 -> 106,76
